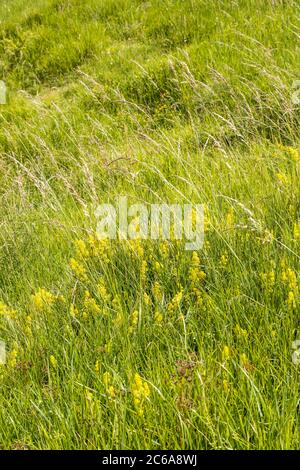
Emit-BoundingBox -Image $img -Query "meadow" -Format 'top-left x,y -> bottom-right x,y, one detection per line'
0,0 -> 300,449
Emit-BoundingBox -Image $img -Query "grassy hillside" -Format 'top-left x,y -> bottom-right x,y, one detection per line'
0,0 -> 300,449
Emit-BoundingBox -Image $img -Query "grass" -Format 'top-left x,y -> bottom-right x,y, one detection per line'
0,0 -> 300,450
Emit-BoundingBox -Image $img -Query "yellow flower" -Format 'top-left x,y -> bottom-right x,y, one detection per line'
129,310 -> 139,333
191,251 -> 200,266
152,282 -> 163,303
225,207 -> 235,228
69,258 -> 88,281
50,355 -> 57,369
234,324 -> 248,338
154,310 -> 163,324
222,345 -> 231,361
293,221 -> 300,240
260,271 -> 275,292
84,291 -> 101,316
88,235 -> 110,261
276,172 -> 289,186
70,304 -> 79,317
8,347 -> 18,368
189,267 -> 206,284
97,279 -> 111,303
219,253 -> 228,268
287,291 -> 296,310
0,301 -> 17,319
167,290 -> 183,312
141,260 -> 148,282
143,293 -> 151,306
281,268 -> 297,291
95,360 -> 100,372
131,373 -> 150,416
74,239 -> 90,258
32,288 -> 56,311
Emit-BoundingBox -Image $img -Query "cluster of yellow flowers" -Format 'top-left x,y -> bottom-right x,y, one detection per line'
131,373 -> 150,416
129,310 -> 139,333
260,270 -> 276,293
69,258 -> 88,282
103,371 -> 116,398
167,290 -> 183,313
278,144 -> 300,162
0,301 -> 17,319
83,290 -> 101,317
31,288 -> 57,311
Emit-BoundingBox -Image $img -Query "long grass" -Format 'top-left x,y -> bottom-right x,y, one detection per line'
0,0 -> 300,449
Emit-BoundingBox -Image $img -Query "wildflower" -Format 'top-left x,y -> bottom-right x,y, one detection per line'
143,293 -> 151,306
114,312 -> 124,327
189,267 -> 206,284
70,304 -> 79,317
234,324 -> 248,339
191,251 -> 200,266
191,287 -> 203,306
95,360 -> 100,372
154,261 -> 162,272
83,291 -> 101,316
154,310 -> 163,324
225,207 -> 235,228
103,371 -> 116,398
140,260 -> 148,282
74,239 -> 90,258
260,271 -> 275,293
276,172 -> 289,186
88,235 -> 109,262
131,373 -> 150,416
50,355 -> 57,369
293,221 -> 300,240
287,291 -> 297,310
167,290 -> 183,312
160,241 -> 169,258
281,268 -> 297,291
8,348 -> 18,368
223,379 -> 230,392
219,253 -> 228,268
0,301 -> 17,319
97,279 -> 111,303
32,288 -> 56,311
222,345 -> 231,361
129,310 -> 139,333
69,258 -> 88,281
152,282 -> 163,303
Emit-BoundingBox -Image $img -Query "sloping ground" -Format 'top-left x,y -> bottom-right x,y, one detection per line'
0,0 -> 300,449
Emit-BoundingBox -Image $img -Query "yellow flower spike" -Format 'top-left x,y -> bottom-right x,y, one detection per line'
167,290 -> 183,312
191,251 -> 200,266
293,221 -> 300,240
50,355 -> 58,369
140,260 -> 148,282
74,239 -> 90,258
276,172 -> 289,186
143,293 -> 151,306
219,253 -> 228,268
69,258 -> 88,282
97,279 -> 111,303
95,360 -> 100,372
131,373 -> 150,416
222,345 -> 231,361
287,291 -> 297,310
225,207 -> 235,229
0,301 -> 17,319
234,324 -> 248,339
31,288 -> 56,311
8,347 -> 18,368
70,304 -> 79,317
84,291 -> 101,316
152,282 -> 163,303
103,371 -> 111,388
154,310 -> 163,324
260,271 -> 275,293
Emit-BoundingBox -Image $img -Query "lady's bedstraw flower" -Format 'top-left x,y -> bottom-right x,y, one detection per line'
131,373 -> 150,416
0,301 -> 17,319
74,239 -> 90,258
69,258 -> 88,282
167,290 -> 183,313
32,288 -> 56,311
